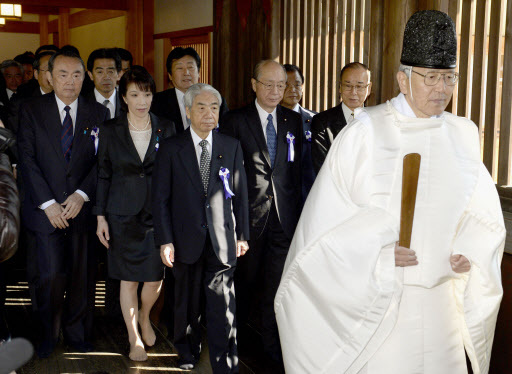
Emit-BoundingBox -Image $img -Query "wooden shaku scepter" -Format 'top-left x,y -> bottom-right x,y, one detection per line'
399,153 -> 421,248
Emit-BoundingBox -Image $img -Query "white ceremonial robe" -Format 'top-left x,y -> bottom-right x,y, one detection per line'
274,95 -> 506,374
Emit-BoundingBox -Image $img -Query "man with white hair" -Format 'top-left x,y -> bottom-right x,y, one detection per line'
152,83 -> 249,373
275,10 -> 505,374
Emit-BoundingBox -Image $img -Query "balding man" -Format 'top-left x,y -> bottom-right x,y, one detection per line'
220,59 -> 303,365
311,62 -> 371,173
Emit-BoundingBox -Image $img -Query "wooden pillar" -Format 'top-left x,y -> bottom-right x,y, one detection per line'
213,0 -> 280,110
58,8 -> 69,47
143,0 -> 154,76
39,15 -> 48,46
126,0 -> 143,65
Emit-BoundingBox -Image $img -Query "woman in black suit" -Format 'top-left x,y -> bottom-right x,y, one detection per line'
94,66 -> 175,361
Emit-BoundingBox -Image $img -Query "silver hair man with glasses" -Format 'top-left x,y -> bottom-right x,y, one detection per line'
220,59 -> 303,368
276,10 -> 504,374
311,62 -> 371,173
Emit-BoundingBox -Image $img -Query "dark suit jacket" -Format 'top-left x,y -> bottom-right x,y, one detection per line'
152,129 -> 249,266
17,92 -> 110,233
84,89 -> 123,119
7,84 -> 43,136
93,112 -> 176,217
311,103 -> 348,173
151,88 -> 229,133
220,102 -> 303,240
298,106 -> 317,201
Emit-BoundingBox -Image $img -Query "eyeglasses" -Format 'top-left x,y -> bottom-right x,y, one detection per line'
341,83 -> 370,92
411,70 -> 459,86
255,79 -> 286,91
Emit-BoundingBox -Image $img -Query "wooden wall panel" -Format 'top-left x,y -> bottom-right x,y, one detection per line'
58,7 -> 69,47
498,0 -> 512,185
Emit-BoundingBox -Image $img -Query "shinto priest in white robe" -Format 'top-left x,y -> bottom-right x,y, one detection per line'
274,93 -> 505,374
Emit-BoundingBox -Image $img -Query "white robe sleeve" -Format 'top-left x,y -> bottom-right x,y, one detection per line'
451,164 -> 506,374
275,122 -> 401,374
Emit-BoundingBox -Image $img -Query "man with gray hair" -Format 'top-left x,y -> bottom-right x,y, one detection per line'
276,10 -> 504,373
220,59 -> 303,367
152,83 -> 249,372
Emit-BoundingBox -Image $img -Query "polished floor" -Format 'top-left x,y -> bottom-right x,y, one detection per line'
4,253 -> 511,373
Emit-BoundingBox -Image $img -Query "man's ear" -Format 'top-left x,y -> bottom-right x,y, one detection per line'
251,78 -> 257,93
46,71 -> 53,87
397,71 -> 409,95
87,71 -> 93,81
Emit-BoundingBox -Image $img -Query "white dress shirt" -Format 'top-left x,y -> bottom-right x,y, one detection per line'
6,88 -> 15,100
39,95 -> 89,210
255,99 -> 277,142
176,88 -> 190,130
341,102 -> 355,123
94,87 -> 116,119
190,126 -> 213,168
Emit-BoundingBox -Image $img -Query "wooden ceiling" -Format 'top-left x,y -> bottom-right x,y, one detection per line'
11,0 -> 128,13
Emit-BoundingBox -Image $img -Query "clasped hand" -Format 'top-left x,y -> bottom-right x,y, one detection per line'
44,193 -> 85,229
394,243 -> 470,273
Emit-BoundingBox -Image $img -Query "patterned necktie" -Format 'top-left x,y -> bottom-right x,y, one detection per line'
266,113 -> 277,168
199,139 -> 211,192
61,106 -> 73,162
103,99 -> 110,107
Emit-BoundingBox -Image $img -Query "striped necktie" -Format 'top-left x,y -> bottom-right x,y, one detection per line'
61,106 -> 73,162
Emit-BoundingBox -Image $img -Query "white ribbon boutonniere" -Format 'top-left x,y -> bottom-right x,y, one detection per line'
219,167 -> 235,199
90,127 -> 99,155
286,132 -> 295,162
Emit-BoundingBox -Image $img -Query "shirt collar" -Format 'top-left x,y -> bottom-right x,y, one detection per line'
6,88 -> 14,99
55,94 -> 78,114
175,88 -> 185,101
94,87 -> 116,104
292,103 -> 301,113
255,99 -> 277,125
190,126 -> 213,148
341,102 -> 355,122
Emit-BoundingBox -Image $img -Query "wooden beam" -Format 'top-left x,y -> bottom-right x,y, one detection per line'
142,0 -> 154,76
0,20 -> 38,34
154,26 -> 214,40
39,15 -> 48,45
15,0 -> 128,10
170,35 -> 210,46
23,6 -> 60,14
58,7 -> 69,47
49,9 -> 126,33
126,0 -> 142,65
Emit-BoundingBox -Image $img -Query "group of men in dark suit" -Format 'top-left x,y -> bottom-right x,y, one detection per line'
2,38 -> 373,371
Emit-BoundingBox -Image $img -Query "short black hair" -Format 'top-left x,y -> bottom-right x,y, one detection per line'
87,48 -> 122,72
166,47 -> 201,74
48,49 -> 86,74
60,45 -> 81,57
14,52 -> 35,66
33,51 -> 56,71
283,64 -> 304,84
118,65 -> 156,113
115,48 -> 133,66
35,45 -> 59,55
339,62 -> 371,82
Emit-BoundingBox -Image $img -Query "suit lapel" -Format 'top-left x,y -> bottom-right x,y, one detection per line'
246,102 -> 271,167
170,89 -> 185,133
143,113 -> 160,163
69,97 -> 93,166
179,129 -> 204,194
207,132 -> 223,196
42,93 -> 67,165
275,105 -> 291,167
115,90 -> 122,118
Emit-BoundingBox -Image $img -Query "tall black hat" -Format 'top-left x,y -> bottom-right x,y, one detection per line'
400,10 -> 457,69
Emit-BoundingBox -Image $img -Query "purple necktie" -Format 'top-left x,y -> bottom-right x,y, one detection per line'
61,106 -> 73,162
